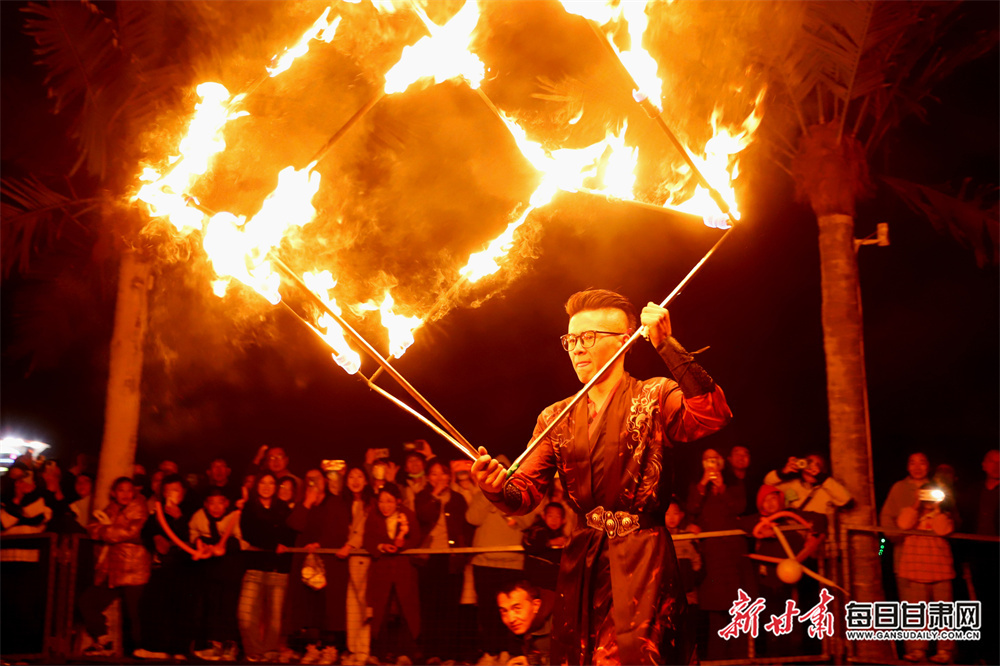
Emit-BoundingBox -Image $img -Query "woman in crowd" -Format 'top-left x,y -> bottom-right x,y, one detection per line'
79,476 -> 151,657
278,476 -> 298,509
883,453 -> 957,664
415,459 -> 471,662
364,482 -> 422,662
238,472 -> 296,662
70,473 -> 94,530
140,474 -> 198,659
344,465 -> 374,660
686,447 -> 755,662
286,468 -> 351,660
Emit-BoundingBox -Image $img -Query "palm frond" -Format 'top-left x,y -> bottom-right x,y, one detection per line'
21,1 -> 126,180
882,176 -> 1000,267
1,176 -> 99,277
21,1 -> 122,115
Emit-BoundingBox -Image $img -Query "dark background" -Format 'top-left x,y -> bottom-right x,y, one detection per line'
2,1 -> 997,509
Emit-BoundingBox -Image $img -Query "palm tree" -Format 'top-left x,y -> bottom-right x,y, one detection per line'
761,2 -> 997,660
2,0 -> 200,503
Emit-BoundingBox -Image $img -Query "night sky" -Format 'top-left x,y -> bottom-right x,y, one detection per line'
1,1 -> 997,507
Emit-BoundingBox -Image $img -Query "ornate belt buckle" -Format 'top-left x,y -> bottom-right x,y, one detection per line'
586,506 -> 607,533
613,511 -> 640,537
586,507 -> 640,538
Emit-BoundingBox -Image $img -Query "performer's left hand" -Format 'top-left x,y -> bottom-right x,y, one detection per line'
471,446 -> 508,494
641,303 -> 672,348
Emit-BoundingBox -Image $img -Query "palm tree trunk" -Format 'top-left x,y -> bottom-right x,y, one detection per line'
93,250 -> 151,505
795,122 -> 894,662
816,213 -> 894,663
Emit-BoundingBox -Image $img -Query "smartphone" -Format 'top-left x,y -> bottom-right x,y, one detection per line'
918,488 -> 945,503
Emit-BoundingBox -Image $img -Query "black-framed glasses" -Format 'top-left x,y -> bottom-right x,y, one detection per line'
560,330 -> 627,351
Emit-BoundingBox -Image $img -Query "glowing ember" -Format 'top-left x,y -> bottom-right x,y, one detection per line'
356,291 -> 423,358
203,164 -> 322,304
383,1 -> 485,95
134,83 -> 248,234
302,271 -> 363,374
267,8 -> 342,77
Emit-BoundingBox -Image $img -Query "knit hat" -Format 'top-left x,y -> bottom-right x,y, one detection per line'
757,484 -> 784,514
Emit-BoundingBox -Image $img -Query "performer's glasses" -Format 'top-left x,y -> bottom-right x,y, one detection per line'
560,330 -> 627,351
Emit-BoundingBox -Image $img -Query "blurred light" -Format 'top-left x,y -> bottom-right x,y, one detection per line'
0,437 -> 50,462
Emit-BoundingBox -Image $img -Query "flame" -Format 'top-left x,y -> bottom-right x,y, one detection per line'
267,8 -> 342,78
134,83 -> 248,234
203,164 -> 322,304
383,1 -> 484,95
560,1 -> 662,110
302,271 -> 363,374
460,114 -> 638,282
356,291 -> 423,358
663,91 -> 765,228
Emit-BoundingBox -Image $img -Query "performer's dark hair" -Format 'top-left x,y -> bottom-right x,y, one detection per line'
565,289 -> 638,333
498,579 -> 539,601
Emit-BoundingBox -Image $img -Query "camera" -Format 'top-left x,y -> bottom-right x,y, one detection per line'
403,442 -> 416,451
372,448 -> 390,461
791,458 -> 808,470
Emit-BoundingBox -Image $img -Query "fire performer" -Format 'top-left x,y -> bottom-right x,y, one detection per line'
471,289 -> 731,665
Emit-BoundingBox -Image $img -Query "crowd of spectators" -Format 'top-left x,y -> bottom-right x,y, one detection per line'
0,442 -> 997,665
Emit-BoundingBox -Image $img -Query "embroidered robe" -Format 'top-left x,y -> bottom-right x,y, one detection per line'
487,370 -> 731,664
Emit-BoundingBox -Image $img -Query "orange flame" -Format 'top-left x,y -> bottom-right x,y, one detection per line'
663,91 -> 765,228
559,1 -> 662,110
356,290 -> 423,358
267,8 -> 342,78
460,114 -> 637,282
202,164 -> 321,304
302,271 -> 363,374
383,1 -> 484,95
134,83 -> 248,234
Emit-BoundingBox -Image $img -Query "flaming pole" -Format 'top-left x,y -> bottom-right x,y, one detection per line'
582,21 -> 739,228
275,300 -> 475,458
309,91 -> 386,166
269,254 -> 479,459
508,223 -> 736,475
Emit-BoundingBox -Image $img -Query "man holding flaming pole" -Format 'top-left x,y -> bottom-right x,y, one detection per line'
472,289 -> 731,665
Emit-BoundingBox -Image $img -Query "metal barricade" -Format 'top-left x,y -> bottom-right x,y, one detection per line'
839,524 -> 1000,665
0,532 -> 58,661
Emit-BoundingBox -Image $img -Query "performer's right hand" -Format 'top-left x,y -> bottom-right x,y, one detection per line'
471,446 -> 507,494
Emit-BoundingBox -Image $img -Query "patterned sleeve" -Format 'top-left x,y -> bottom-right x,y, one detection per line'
660,382 -> 732,443
654,336 -> 732,441
487,408 -> 560,516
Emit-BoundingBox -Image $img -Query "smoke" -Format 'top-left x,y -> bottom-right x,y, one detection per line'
137,0 -> 800,445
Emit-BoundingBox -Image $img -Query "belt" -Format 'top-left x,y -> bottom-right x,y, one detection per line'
585,506 -> 658,539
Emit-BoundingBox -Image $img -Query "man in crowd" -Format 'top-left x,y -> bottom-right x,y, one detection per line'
497,581 -> 555,666
263,447 -> 302,497
726,445 -> 754,513
472,289 -> 731,664
201,458 -> 240,504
